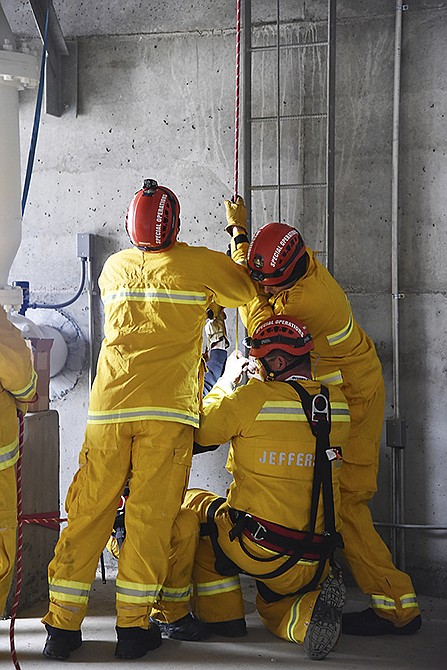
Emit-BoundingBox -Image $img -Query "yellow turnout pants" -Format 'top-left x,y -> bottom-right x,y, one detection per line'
42,420 -> 192,630
0,466 -> 17,616
157,489 -> 330,645
340,381 -> 420,625
150,507 -> 200,623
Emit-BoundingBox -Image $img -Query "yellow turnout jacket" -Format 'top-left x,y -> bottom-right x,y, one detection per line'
195,378 -> 350,532
0,307 -> 37,471
233,244 -> 383,403
88,243 -> 256,428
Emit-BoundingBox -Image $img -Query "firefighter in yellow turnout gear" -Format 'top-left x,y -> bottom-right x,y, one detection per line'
225,198 -> 421,635
41,180 -> 256,661
155,316 -> 351,661
0,305 -> 37,615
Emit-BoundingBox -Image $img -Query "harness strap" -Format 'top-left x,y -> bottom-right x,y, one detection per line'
237,533 -> 337,581
202,499 -> 334,582
229,510 -> 332,559
255,553 -> 331,602
286,381 -> 337,539
200,497 -> 240,577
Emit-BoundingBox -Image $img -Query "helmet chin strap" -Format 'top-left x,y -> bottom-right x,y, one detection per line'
259,357 -> 275,381
260,356 -> 297,381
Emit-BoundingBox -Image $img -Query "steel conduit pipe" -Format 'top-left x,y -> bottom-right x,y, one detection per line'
87,256 -> 95,390
325,0 -> 336,275
386,4 -> 447,556
376,522 -> 447,531
389,3 -> 406,568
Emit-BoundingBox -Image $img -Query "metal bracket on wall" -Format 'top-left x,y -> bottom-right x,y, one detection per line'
386,418 -> 407,449
28,0 -> 77,117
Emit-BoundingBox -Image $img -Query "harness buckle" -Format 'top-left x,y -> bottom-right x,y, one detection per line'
246,515 -> 267,541
312,393 -> 329,422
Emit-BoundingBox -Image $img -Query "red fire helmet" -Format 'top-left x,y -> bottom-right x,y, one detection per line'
248,315 -> 314,359
247,222 -> 306,286
126,179 -> 180,251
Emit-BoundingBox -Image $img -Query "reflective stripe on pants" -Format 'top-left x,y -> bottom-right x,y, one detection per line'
42,420 -> 193,630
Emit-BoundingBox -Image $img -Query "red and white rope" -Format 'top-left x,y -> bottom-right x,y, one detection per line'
9,411 -> 25,670
9,411 -> 66,669
233,0 -> 242,202
233,0 -> 242,350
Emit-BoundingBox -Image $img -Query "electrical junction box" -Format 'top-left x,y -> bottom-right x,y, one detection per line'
77,233 -> 95,259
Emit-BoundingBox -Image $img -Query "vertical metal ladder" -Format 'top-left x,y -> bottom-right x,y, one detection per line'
242,0 -> 336,272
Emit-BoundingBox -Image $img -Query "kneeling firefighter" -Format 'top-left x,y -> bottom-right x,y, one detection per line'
152,315 -> 351,661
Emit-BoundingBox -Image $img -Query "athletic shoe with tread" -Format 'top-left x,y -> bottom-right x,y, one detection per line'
303,571 -> 346,661
42,624 -> 82,660
115,622 -> 162,659
342,607 -> 422,636
152,613 -> 211,641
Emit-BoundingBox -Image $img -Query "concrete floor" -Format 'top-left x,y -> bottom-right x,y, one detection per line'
1,575 -> 446,670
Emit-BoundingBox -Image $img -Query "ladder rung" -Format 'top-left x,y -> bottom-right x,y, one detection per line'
251,183 -> 327,191
251,113 -> 327,122
251,41 -> 328,52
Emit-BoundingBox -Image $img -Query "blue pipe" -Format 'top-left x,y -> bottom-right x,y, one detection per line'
21,8 -> 49,217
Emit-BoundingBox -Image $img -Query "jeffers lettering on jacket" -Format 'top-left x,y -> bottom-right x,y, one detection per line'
258,450 -> 315,467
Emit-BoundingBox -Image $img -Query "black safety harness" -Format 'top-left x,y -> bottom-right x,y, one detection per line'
201,381 -> 343,598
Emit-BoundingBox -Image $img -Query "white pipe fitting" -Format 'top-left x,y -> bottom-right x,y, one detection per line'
0,26 -> 38,302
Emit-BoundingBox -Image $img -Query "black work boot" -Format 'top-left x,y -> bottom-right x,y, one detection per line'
153,613 -> 211,641
115,622 -> 162,659
206,617 -> 247,637
42,624 -> 82,660
303,571 -> 346,660
342,608 -> 422,636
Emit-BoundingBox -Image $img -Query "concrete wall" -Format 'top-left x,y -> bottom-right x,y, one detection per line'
4,0 -> 447,595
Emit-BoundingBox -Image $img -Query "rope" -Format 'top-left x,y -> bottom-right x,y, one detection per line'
9,411 -> 67,670
233,0 -> 242,201
22,512 -> 67,531
233,0 -> 242,350
9,411 -> 25,670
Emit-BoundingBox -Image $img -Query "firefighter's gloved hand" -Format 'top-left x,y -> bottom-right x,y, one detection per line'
205,308 -> 229,350
221,350 -> 249,388
247,355 -> 262,381
224,196 -> 247,235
